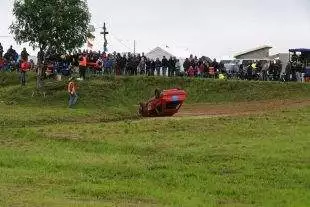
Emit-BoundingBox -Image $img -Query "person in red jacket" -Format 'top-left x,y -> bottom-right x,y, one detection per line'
20,61 -> 29,86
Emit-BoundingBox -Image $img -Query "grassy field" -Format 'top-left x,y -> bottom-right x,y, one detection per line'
2,72 -> 310,126
1,73 -> 310,206
1,108 -> 310,206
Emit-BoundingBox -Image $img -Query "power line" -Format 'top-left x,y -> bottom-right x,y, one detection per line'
91,23 -> 134,52
109,32 -> 133,51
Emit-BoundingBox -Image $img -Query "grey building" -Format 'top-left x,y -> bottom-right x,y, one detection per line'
234,45 -> 272,59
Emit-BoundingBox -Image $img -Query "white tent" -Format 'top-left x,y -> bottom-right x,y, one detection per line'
145,47 -> 174,60
165,47 -> 193,59
146,46 -> 194,60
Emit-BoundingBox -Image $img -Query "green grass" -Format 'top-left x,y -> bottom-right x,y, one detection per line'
1,73 -> 310,206
2,73 -> 310,107
1,72 -> 310,127
1,108 -> 310,206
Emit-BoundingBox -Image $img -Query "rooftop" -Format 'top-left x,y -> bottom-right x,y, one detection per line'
234,45 -> 272,58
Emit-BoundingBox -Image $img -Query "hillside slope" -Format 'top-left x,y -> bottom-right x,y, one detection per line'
1,72 -> 310,126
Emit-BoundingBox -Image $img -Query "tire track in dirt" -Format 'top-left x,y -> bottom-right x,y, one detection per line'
178,99 -> 310,117
142,99 -> 310,122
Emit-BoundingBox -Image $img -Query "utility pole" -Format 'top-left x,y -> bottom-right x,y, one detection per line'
100,22 -> 109,52
134,40 -> 136,55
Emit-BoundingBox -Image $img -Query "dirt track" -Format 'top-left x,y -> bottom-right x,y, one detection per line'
176,99 -> 310,118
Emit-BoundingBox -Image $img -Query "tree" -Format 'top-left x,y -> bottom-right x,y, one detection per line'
10,0 -> 91,54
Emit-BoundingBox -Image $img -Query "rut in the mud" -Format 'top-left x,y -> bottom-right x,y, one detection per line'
176,99 -> 310,117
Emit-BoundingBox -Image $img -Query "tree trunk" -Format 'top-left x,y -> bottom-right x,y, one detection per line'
36,48 -> 44,90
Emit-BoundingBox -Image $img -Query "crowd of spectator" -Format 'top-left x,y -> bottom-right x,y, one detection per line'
0,43 -> 291,84
38,49 -> 225,79
0,43 -> 34,72
41,49 -> 184,78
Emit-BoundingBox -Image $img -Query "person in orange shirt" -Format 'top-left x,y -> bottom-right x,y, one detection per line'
79,53 -> 87,80
67,77 -> 78,108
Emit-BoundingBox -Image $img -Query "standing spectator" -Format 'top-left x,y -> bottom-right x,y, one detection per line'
155,58 -> 162,76
198,61 -> 205,77
136,54 -> 142,63
133,55 -> 140,75
88,50 -> 94,62
194,56 -> 199,67
246,63 -> 253,80
189,54 -> 194,62
211,58 -> 219,70
273,60 -> 282,81
0,43 -> 3,58
187,66 -> 195,77
79,53 -> 87,80
175,59 -> 181,76
194,65 -> 199,77
291,52 -> 298,62
168,57 -> 176,77
141,52 -> 146,61
115,53 -> 122,75
5,46 -> 18,63
7,46 -> 15,58
150,59 -> 156,76
72,51 -> 80,74
20,60 -> 29,86
67,77 -> 78,108
126,54 -> 135,75
120,54 -> 127,75
190,56 -> 196,68
111,52 -> 117,74
183,58 -> 190,73
21,48 -> 29,61
101,52 -> 107,61
239,64 -> 245,80
138,57 -> 146,75
262,61 -> 270,81
162,56 -> 168,76
145,58 -> 152,76
104,54 -> 113,75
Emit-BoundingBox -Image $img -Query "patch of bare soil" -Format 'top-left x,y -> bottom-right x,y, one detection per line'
176,99 -> 310,117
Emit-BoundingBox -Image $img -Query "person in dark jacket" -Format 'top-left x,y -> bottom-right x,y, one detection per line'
145,58 -> 152,76
0,43 -> 3,58
155,58 -> 162,76
150,59 -> 156,76
211,58 -> 219,70
5,46 -> 16,62
120,54 -> 127,75
246,63 -> 253,80
161,56 -> 168,76
115,53 -> 123,75
168,57 -> 176,77
183,58 -> 190,72
21,48 -> 29,61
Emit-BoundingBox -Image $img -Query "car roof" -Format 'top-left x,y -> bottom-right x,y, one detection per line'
289,48 -> 310,53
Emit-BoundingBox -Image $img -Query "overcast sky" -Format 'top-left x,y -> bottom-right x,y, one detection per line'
0,0 -> 310,59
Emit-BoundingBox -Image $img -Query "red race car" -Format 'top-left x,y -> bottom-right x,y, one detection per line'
139,88 -> 187,117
